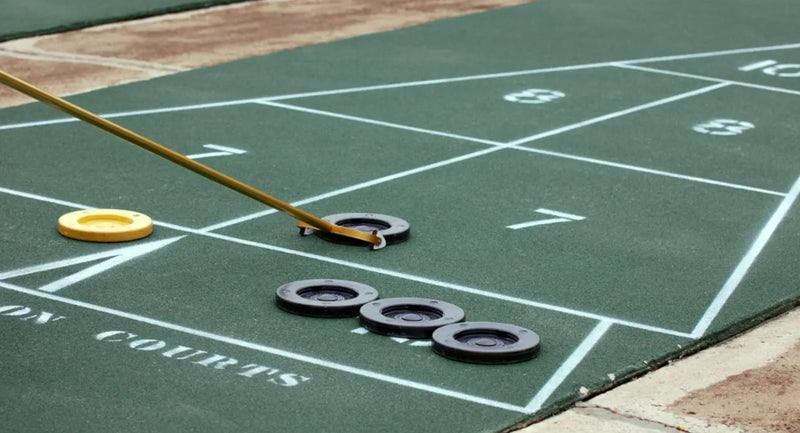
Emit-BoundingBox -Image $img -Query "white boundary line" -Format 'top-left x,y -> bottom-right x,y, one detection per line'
200,144 -> 247,154
0,80 -> 784,336
0,280 -> 526,414
199,208 -> 279,233
260,63 -> 611,102
691,173 -> 800,337
614,63 -> 800,98
197,148 -> 504,231
260,42 -> 800,102
239,90 -> 787,230
625,42 -> 800,65
257,100 -> 500,146
0,186 -> 92,209
505,83 -> 730,146
0,237 -> 185,293
506,218 -> 571,230
508,146 -> 785,197
0,184 -> 691,338
0,98 -> 263,131
532,209 -> 585,220
0,186 -> 200,233
2,41 -> 799,131
525,320 -> 613,412
198,230 -> 695,339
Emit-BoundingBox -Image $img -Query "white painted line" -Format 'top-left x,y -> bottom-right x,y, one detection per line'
0,184 -> 690,337
739,60 -> 778,71
261,42 -> 800,102
409,341 -> 433,347
0,171 -> 780,339
613,63 -> 800,98
186,151 -> 233,160
257,100 -> 500,146
202,144 -> 247,154
0,186 -> 201,233
626,42 -> 800,65
38,237 -> 184,293
0,249 -> 126,280
198,209 -> 279,233
258,146 -> 502,199
205,146 -> 783,237
3,41 -> 798,132
534,208 -> 585,221
0,63 -> 608,131
507,82 -> 730,147
350,327 -> 369,335
0,237 -> 185,293
525,320 -> 613,412
0,99 -> 263,131
186,143 -> 248,160
201,87 -> 780,233
261,63 -> 612,102
0,186 -> 92,209
199,230 -> 694,339
691,173 -> 800,338
0,280 -> 528,414
196,145 -> 505,233
506,218 -> 571,230
509,146 -> 786,197
0,118 -> 78,130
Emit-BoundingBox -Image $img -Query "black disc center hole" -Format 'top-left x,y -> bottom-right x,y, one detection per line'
298,286 -> 358,302
338,218 -> 391,233
454,330 -> 518,347
381,305 -> 443,322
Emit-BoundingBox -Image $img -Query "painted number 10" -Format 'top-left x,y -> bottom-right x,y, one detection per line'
739,60 -> 800,78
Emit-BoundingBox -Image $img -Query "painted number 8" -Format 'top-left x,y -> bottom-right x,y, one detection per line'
504,89 -> 566,104
692,119 -> 755,136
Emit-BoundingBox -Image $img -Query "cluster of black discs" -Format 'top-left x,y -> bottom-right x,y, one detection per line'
284,212 -> 540,364
276,279 -> 541,365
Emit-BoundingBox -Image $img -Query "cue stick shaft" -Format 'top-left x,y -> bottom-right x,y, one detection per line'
0,69 -> 381,246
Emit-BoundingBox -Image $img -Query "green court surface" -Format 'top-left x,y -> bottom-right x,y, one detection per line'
2,0 -> 800,432
0,0 -> 251,41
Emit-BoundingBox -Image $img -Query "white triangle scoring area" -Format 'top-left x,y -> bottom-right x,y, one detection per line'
0,236 -> 185,293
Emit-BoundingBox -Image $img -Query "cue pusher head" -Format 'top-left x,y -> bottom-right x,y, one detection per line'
297,218 -> 397,250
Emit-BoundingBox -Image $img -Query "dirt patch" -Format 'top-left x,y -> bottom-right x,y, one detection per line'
0,0 -> 531,108
670,340 -> 800,433
0,55 -> 165,108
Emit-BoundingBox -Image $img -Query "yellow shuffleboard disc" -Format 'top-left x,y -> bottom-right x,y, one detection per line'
58,209 -> 153,242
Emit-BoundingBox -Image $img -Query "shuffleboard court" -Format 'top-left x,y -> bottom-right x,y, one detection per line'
2,0 -> 800,432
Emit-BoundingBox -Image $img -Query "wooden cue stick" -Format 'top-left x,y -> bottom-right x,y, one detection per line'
0,69 -> 382,247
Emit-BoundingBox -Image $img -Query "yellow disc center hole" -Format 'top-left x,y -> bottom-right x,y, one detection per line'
77,214 -> 134,228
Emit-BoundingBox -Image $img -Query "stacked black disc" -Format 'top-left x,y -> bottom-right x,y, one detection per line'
275,279 -> 379,318
358,297 -> 465,339
306,213 -> 411,246
275,280 -> 542,364
431,322 -> 541,364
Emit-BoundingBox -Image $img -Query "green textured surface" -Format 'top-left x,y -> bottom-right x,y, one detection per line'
0,0 -> 253,42
2,0 -> 800,432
